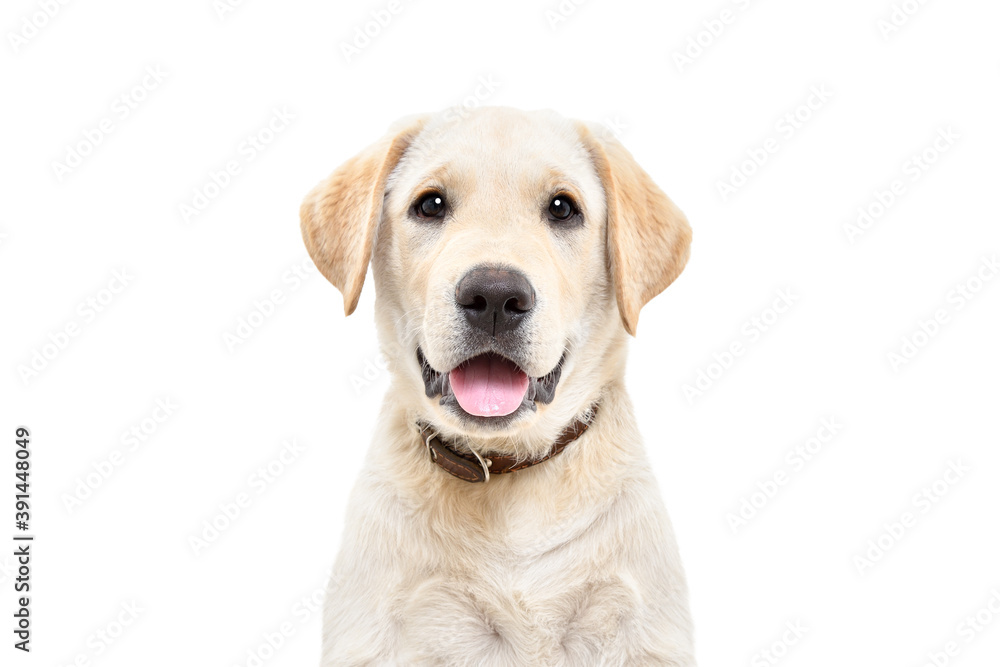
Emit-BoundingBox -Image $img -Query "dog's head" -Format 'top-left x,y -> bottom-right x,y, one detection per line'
301,108 -> 690,445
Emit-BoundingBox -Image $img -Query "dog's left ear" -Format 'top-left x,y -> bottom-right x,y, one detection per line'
579,124 -> 692,336
300,116 -> 427,315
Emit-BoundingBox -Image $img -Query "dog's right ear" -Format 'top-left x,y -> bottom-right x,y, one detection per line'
300,116 -> 427,315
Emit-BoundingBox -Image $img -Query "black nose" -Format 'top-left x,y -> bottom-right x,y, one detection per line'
455,266 -> 535,336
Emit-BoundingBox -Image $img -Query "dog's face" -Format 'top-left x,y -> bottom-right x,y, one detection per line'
302,107 -> 690,442
380,110 -> 609,430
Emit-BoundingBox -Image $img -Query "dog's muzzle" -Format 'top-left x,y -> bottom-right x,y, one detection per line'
418,348 -> 565,419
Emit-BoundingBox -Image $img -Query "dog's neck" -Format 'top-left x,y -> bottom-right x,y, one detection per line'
416,403 -> 599,483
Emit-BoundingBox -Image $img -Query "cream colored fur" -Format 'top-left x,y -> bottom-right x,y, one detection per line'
301,107 -> 694,666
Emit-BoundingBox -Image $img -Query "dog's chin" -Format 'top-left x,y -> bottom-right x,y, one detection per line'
417,347 -> 565,432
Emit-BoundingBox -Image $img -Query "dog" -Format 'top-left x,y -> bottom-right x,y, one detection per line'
301,107 -> 694,666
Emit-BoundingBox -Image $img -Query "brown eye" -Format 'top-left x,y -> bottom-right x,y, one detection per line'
548,195 -> 577,221
415,192 -> 446,219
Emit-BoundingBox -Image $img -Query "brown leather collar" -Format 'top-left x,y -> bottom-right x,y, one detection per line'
417,404 -> 598,483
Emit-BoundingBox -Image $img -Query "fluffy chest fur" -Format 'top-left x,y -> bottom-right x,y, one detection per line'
321,387 -> 693,666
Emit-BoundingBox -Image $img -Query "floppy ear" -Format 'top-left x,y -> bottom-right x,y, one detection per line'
300,117 -> 427,315
579,124 -> 692,336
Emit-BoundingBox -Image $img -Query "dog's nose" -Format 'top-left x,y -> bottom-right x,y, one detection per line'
455,266 -> 535,336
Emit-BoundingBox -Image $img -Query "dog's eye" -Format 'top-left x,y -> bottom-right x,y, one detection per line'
548,195 -> 578,222
415,192 -> 446,219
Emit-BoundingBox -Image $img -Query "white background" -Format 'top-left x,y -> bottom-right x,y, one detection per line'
2,0 -> 999,665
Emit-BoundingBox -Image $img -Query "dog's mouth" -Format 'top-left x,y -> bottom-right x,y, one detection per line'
418,348 -> 565,419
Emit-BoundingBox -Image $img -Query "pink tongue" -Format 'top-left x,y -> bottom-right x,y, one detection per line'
449,355 -> 529,417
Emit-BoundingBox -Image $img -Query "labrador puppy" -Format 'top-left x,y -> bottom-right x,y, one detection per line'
301,107 -> 694,666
